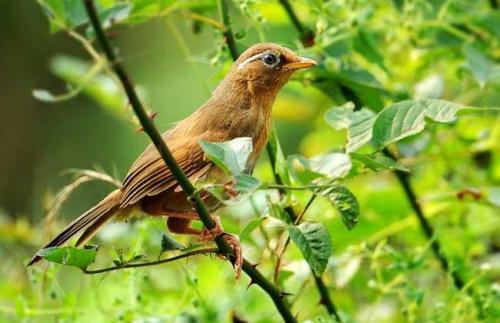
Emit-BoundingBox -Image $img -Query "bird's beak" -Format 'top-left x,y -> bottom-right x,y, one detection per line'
284,56 -> 317,70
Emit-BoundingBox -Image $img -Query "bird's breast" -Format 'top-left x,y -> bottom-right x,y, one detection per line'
226,106 -> 271,163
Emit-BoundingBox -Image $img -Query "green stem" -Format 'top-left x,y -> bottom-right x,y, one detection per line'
218,0 -> 239,60
83,248 -> 218,274
266,130 -> 342,321
278,0 -> 314,45
382,149 -> 465,289
83,1 -> 295,321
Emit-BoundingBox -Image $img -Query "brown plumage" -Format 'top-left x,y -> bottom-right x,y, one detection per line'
28,43 -> 316,266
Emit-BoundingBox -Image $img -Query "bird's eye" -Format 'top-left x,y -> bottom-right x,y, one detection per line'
261,52 -> 279,67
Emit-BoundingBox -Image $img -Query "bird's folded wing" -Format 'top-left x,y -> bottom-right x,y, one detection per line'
119,133 -> 210,207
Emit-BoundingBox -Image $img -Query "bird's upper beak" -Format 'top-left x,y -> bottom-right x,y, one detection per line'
284,56 -> 317,70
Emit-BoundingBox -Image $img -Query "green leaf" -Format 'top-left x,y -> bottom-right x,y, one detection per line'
86,4 -> 133,38
350,153 -> 409,172
319,185 -> 360,230
288,153 -> 351,184
204,175 -> 260,206
266,195 -> 292,224
37,246 -> 97,269
234,174 -> 261,193
39,0 -> 90,32
32,89 -> 57,102
268,127 -> 291,185
353,29 -> 386,72
239,218 -> 265,241
199,137 -> 253,175
161,233 -> 185,252
372,99 -> 463,149
288,222 -> 332,275
325,104 -> 376,152
463,44 -> 500,87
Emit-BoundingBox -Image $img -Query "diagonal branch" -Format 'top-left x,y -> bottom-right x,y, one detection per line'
83,1 -> 296,322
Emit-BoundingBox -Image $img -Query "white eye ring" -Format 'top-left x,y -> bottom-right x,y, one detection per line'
261,52 -> 280,67
237,51 -> 281,70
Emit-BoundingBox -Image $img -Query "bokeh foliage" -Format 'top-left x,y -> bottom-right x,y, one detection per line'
0,0 -> 499,322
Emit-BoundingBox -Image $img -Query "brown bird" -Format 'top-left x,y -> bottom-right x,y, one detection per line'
28,43 -> 317,273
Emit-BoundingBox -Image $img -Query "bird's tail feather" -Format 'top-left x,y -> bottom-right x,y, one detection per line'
28,189 -> 123,266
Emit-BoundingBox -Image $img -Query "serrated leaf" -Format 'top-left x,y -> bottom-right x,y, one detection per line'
199,137 -> 253,175
288,153 -> 352,184
37,246 -> 97,269
319,185 -> 360,230
32,89 -> 57,102
325,105 -> 376,152
161,233 -> 185,252
350,153 -> 409,172
372,99 -> 463,149
288,222 -> 332,275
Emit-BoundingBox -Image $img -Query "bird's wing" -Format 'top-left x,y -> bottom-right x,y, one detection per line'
119,131 -> 212,207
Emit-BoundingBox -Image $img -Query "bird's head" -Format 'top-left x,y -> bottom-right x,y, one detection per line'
228,43 -> 317,95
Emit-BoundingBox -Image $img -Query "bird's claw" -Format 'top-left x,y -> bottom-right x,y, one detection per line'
199,215 -> 242,280
223,234 -> 242,280
199,215 -> 224,243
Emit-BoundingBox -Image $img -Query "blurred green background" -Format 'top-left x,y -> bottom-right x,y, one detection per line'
0,0 -> 499,322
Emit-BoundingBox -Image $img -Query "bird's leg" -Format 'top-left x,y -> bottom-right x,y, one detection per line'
167,217 -> 200,235
148,207 -> 243,279
200,215 -> 242,279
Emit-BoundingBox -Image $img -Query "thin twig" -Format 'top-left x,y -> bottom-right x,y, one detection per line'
82,248 -> 218,274
83,1 -> 296,321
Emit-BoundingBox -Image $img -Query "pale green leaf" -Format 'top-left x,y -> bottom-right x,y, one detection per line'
288,153 -> 351,184
325,104 -> 376,152
199,137 -> 253,175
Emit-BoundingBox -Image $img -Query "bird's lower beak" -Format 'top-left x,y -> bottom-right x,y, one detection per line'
284,56 -> 317,70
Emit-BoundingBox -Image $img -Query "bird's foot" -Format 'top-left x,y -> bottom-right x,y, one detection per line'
222,234 -> 243,280
199,215 -> 242,279
199,215 -> 224,242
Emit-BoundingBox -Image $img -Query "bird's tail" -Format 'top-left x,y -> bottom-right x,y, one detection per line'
28,189 -> 123,266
